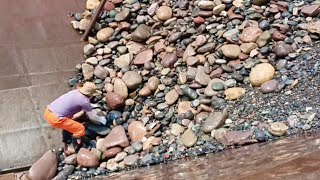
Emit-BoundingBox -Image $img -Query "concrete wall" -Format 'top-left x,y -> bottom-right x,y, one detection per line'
0,0 -> 85,170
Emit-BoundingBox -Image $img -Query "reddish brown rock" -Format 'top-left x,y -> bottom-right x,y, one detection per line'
104,147 -> 122,159
77,148 -> 99,167
161,53 -> 178,68
105,92 -> 125,109
239,52 -> 249,60
210,67 -> 223,78
128,121 -> 147,142
183,44 -> 196,62
273,42 -> 293,57
228,60 -> 242,68
227,9 -> 244,20
194,16 -> 205,26
272,31 -> 287,41
131,24 -> 151,42
27,150 -> 57,180
103,126 -> 129,149
112,0 -> 123,5
239,27 -> 263,43
103,2 -> 115,11
154,39 -> 166,53
177,101 -> 197,115
301,5 -> 320,17
219,131 -> 254,146
133,49 -> 153,65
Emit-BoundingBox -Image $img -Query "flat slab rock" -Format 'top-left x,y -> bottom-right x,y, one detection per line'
219,131 -> 256,146
103,125 -> 129,149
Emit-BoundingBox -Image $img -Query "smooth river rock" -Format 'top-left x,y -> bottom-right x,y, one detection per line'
249,63 -> 275,87
128,121 -> 147,142
77,148 -> 99,167
28,150 -> 58,180
181,128 -> 197,147
202,108 -> 229,133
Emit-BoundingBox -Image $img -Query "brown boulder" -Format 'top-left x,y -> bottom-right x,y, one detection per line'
77,148 -> 99,167
128,121 -> 147,142
202,108 -> 229,133
272,31 -> 287,41
133,49 -> 153,65
273,42 -> 293,57
249,63 -> 275,86
219,131 -> 254,146
301,5 -> 320,17
161,53 -> 178,68
104,147 -> 122,159
105,92 -> 125,109
239,27 -> 262,43
27,150 -> 57,180
103,2 -> 115,11
103,126 -> 129,149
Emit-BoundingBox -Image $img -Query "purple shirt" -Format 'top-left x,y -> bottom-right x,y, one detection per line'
48,90 -> 92,118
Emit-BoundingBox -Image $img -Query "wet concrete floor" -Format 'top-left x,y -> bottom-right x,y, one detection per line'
106,134 -> 320,180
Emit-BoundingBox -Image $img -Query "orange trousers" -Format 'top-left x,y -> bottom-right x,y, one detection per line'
44,108 -> 85,137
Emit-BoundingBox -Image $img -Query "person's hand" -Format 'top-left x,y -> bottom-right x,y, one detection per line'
99,117 -> 107,125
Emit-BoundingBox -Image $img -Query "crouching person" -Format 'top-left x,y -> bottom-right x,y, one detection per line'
44,82 -> 106,155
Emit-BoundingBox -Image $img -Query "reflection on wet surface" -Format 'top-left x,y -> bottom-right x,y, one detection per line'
106,134 -> 320,180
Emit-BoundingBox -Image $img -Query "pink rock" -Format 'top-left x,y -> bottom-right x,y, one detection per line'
128,121 -> 147,142
273,42 -> 293,57
105,92 -> 125,109
133,49 -> 153,65
219,131 -> 254,146
272,31 -> 287,41
112,0 -> 123,5
103,2 -> 115,12
154,39 -> 166,53
239,27 -> 263,43
28,150 -> 57,180
103,126 -> 129,149
239,52 -> 249,60
104,147 -> 122,159
77,148 -> 99,167
161,53 -> 178,68
210,67 -> 223,78
193,16 -> 205,26
301,5 -> 320,17
183,44 -> 196,62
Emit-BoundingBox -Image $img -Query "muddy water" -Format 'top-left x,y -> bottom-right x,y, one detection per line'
104,134 -> 320,180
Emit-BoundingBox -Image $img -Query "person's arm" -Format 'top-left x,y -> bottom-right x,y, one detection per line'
87,110 -> 107,125
82,101 -> 106,125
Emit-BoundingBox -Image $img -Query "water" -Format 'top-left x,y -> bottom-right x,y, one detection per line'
104,134 -> 320,180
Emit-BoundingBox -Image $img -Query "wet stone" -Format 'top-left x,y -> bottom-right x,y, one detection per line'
260,79 -> 278,93
212,82 -> 225,91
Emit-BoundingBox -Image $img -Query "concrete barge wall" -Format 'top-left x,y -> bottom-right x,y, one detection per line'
0,0 -> 85,170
